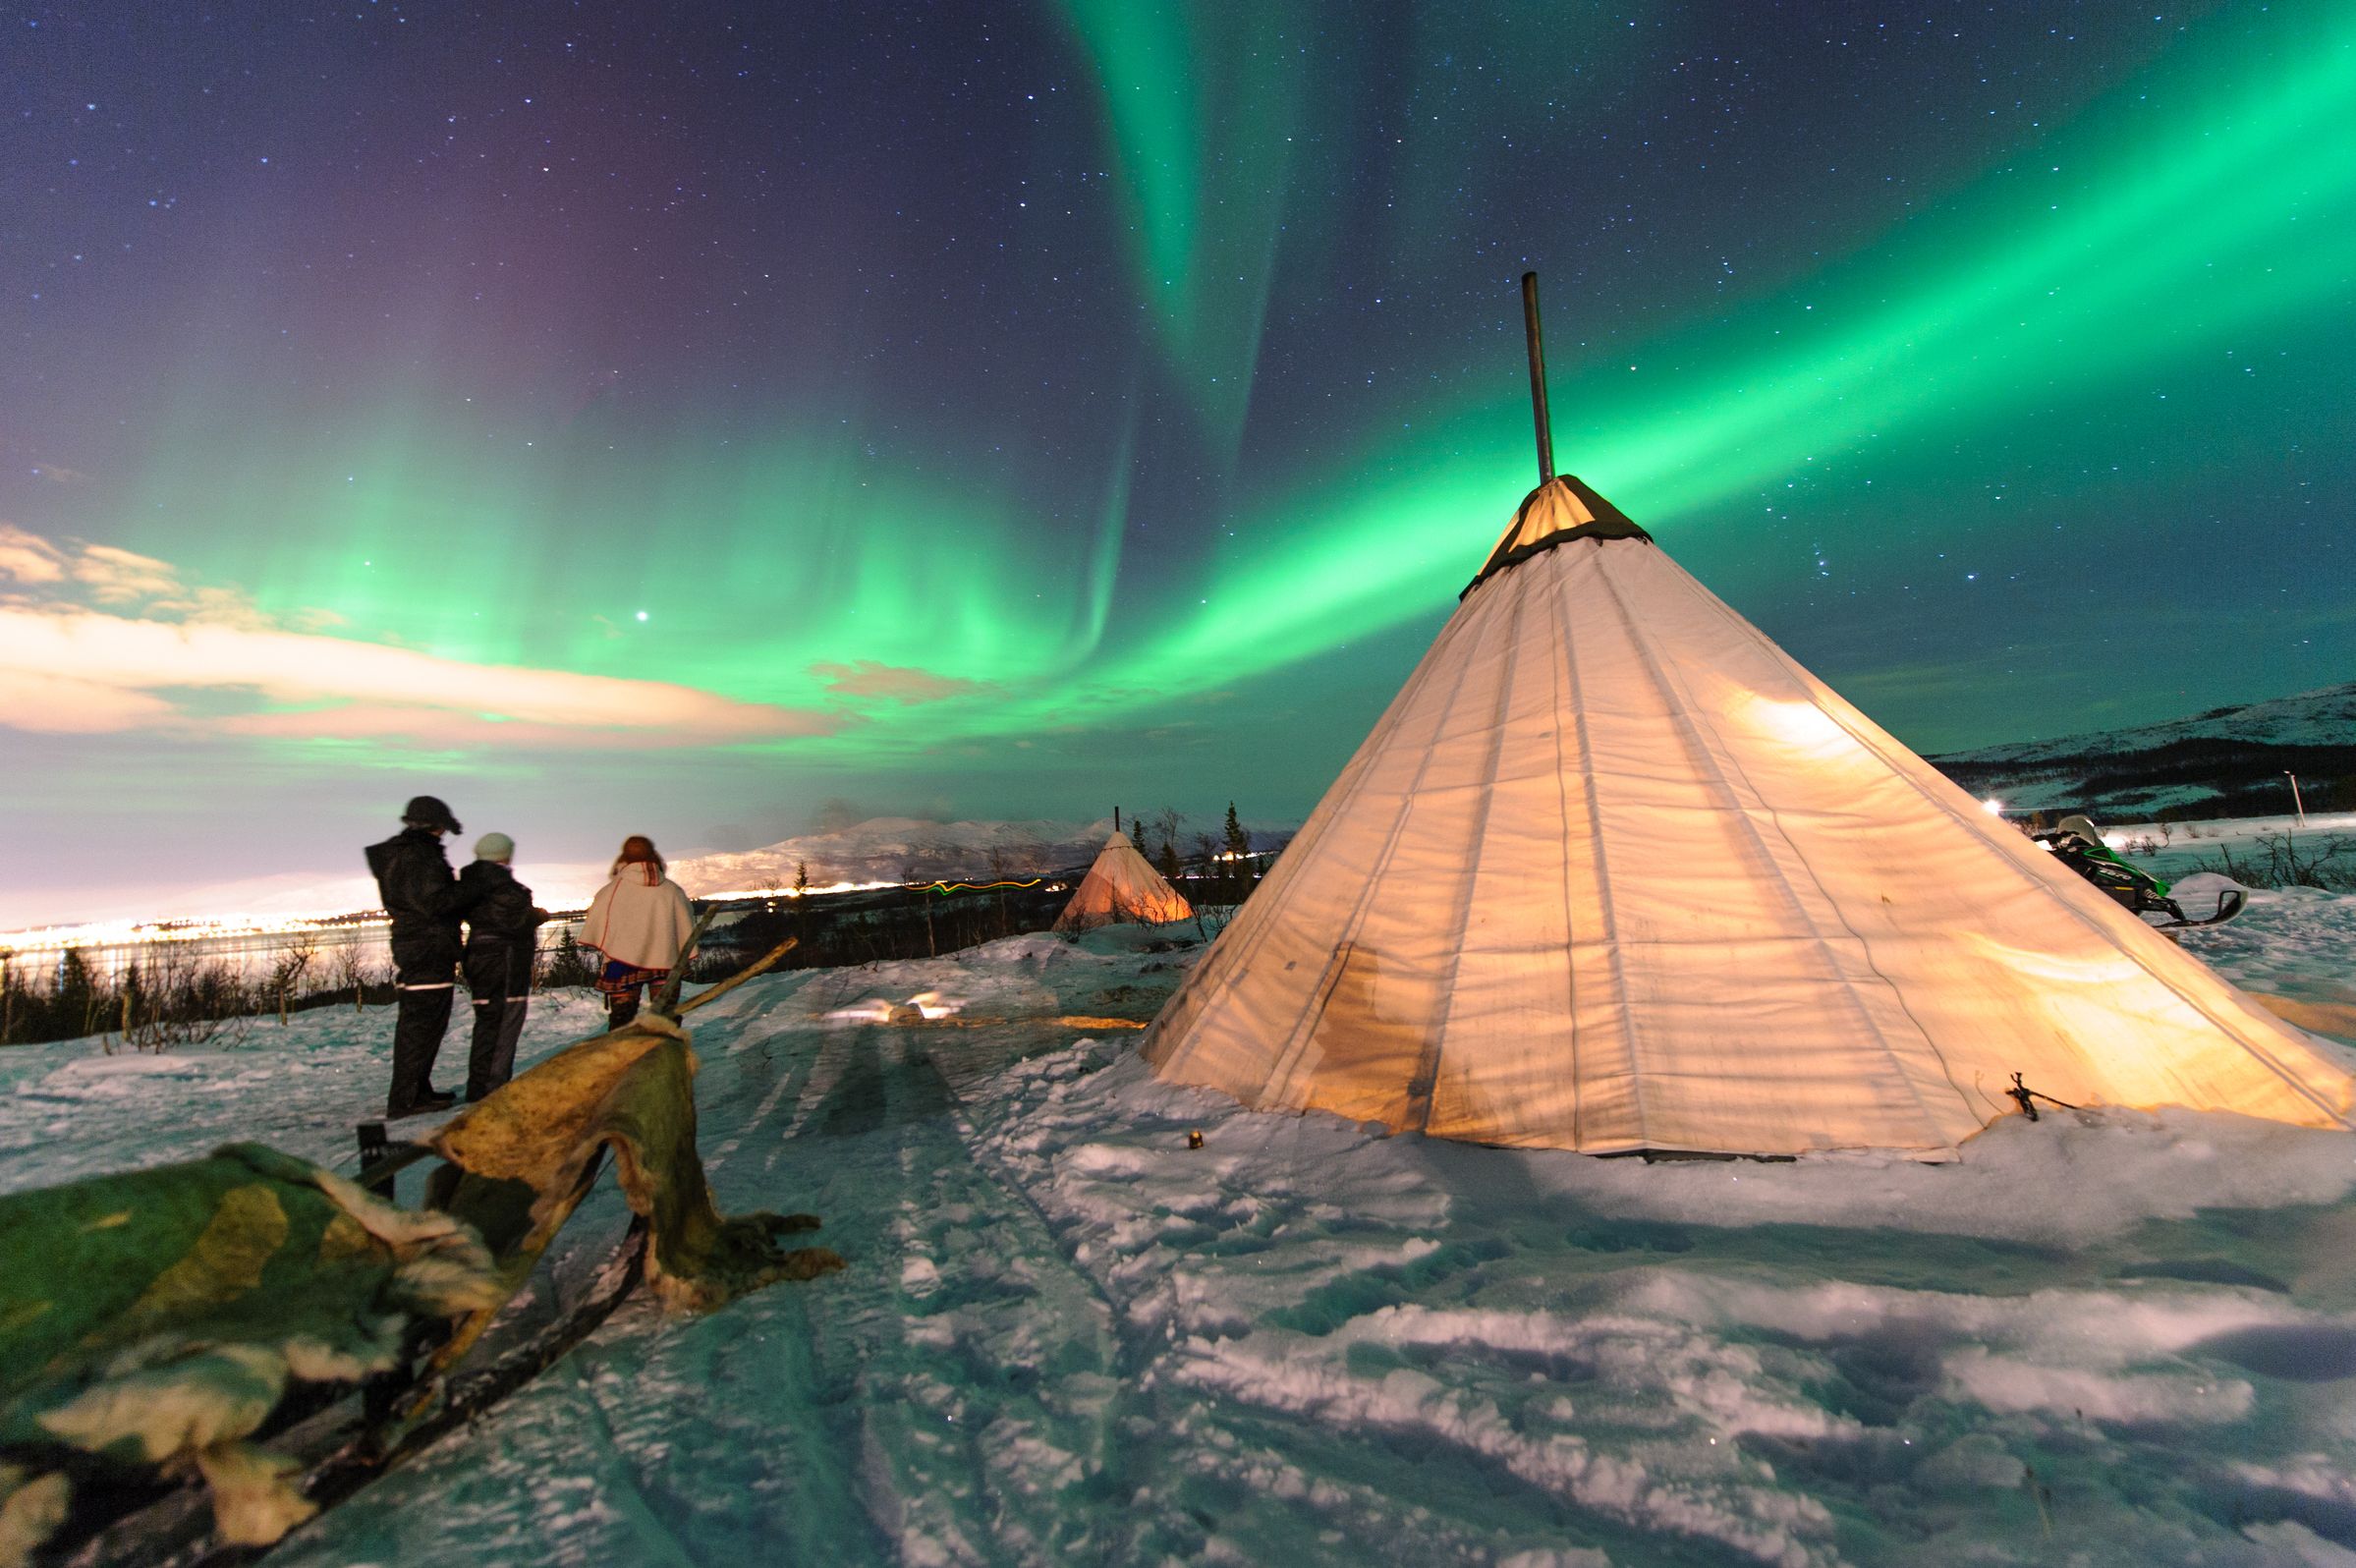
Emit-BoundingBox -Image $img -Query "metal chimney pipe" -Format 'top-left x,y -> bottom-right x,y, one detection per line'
1520,271 -> 1556,485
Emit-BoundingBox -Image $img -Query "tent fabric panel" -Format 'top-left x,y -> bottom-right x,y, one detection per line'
1422,938 -> 1975,1150
1664,559 -> 2353,1126
1639,547 -> 2350,1131
1250,591 -> 1520,1107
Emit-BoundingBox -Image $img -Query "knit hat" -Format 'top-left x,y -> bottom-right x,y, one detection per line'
475,832 -> 515,863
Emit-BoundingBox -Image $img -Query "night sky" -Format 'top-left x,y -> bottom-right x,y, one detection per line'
4,2 -> 2352,922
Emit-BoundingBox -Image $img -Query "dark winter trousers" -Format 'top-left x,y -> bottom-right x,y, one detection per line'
388,967 -> 457,1113
466,983 -> 529,1101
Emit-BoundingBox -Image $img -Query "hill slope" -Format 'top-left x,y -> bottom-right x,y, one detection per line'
674,816 -> 1111,892
1929,683 -> 2356,819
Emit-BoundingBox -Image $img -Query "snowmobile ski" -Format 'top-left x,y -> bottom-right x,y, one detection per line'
2145,886 -> 2249,931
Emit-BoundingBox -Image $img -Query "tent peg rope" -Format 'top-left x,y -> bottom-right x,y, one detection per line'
2005,1071 -> 2080,1123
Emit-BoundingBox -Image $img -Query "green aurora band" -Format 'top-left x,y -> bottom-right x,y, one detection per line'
1048,0 -> 1312,460
72,3 -> 2356,774
1113,3 -> 2356,696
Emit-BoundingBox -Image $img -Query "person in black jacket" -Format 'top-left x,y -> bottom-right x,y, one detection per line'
457,832 -> 546,1101
364,795 -> 467,1116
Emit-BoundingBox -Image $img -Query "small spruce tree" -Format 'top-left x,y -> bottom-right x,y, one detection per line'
544,928 -> 593,988
57,948 -> 97,1038
1223,803 -> 1250,860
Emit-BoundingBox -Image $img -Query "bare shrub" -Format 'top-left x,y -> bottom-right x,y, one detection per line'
2190,832 -> 2356,892
118,944 -> 251,1053
265,938 -> 319,1026
333,940 -> 377,1012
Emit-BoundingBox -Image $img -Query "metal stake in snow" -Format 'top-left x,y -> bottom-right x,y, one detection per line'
2285,771 -> 2308,827
1521,270 -> 1555,485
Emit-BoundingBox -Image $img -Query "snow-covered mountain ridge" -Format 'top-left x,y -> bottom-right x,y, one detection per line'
673,815 -> 1113,893
1929,682 -> 2356,819
1936,682 -> 2356,766
674,810 -> 1298,895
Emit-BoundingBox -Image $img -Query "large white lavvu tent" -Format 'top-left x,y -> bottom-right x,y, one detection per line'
1053,829 -> 1195,932
1143,282 -> 2353,1158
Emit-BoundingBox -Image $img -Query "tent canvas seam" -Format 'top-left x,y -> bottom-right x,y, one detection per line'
1556,548 -> 1647,1148
1412,562 -> 1535,1133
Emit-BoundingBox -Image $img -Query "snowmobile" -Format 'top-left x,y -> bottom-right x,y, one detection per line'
2033,814 -> 2246,931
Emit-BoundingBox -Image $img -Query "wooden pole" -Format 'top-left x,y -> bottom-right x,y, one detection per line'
676,935 -> 800,1017
1520,271 -> 1555,485
647,908 -> 718,1016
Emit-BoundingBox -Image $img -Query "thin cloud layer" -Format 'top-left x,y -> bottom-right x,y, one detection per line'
0,525 -> 70,586
811,658 -> 997,706
0,525 -> 835,747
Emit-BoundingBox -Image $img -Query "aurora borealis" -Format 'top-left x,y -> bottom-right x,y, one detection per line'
4,2 -> 2353,922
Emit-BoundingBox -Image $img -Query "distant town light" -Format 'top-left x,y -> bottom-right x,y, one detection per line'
1982,798 -> 2005,816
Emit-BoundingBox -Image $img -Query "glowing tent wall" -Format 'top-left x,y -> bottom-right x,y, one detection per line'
1054,830 -> 1195,932
1144,478 -> 2354,1156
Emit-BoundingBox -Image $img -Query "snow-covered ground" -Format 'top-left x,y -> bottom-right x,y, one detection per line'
0,989 -> 615,1194
9,909 -> 2356,1566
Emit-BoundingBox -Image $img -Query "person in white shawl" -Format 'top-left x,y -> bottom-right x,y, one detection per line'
582,834 -> 697,1029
